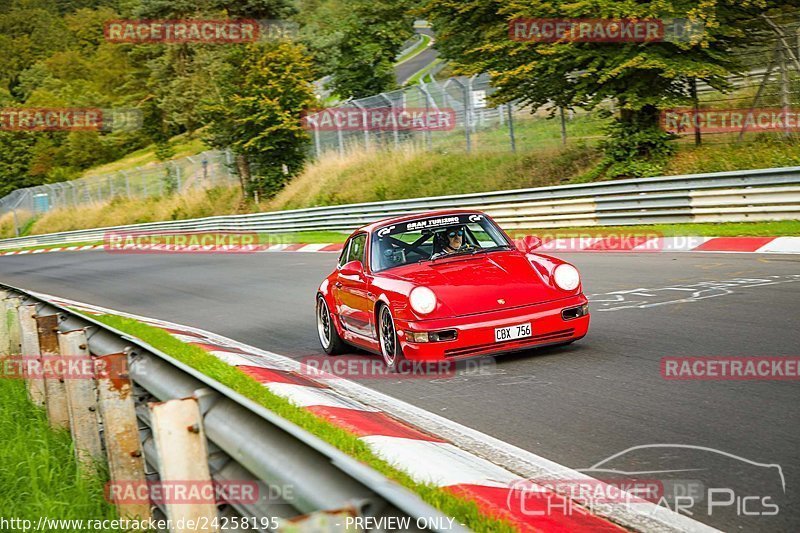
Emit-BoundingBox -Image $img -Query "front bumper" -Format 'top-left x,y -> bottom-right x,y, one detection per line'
396,295 -> 589,361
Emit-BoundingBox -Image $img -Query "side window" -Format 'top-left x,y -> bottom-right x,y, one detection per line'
338,240 -> 351,267
346,234 -> 366,264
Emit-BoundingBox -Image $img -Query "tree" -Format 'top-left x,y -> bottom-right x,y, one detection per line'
202,41 -> 317,197
327,0 -> 417,99
423,0 -> 800,177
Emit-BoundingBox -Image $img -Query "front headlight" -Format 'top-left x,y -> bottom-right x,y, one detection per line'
409,286 -> 437,314
553,264 -> 580,291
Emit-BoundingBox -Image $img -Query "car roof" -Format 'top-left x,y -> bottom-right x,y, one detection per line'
355,209 -> 486,234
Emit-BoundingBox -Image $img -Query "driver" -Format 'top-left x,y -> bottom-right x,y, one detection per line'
439,226 -> 470,254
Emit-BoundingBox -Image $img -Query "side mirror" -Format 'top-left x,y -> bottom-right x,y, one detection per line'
516,235 -> 543,253
340,260 -> 364,277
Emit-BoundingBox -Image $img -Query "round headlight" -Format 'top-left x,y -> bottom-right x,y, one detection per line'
553,264 -> 580,291
409,287 -> 437,315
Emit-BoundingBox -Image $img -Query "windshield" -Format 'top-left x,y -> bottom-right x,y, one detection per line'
371,213 -> 512,272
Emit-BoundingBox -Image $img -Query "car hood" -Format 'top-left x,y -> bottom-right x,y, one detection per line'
383,251 -> 571,317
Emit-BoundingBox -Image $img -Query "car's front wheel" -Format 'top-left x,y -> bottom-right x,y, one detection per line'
317,295 -> 346,355
378,305 -> 405,372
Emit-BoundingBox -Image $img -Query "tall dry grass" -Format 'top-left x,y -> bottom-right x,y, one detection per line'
24,186 -> 245,236
269,143 -> 600,210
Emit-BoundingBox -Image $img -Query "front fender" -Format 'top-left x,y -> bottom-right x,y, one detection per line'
318,278 -> 331,298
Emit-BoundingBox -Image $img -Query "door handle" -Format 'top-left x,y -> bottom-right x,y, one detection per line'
335,282 -> 343,288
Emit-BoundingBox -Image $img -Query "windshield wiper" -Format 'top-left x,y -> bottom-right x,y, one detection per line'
430,245 -> 511,262
470,244 -> 513,256
430,249 -> 471,261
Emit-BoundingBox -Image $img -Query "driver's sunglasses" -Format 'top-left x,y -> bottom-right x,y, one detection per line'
447,229 -> 464,238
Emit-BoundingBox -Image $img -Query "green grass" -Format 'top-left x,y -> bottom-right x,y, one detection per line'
0,221 -> 796,256
405,57 -> 441,85
88,314 -> 516,533
270,144 -> 601,210
665,136 -> 800,175
0,378 -> 121,531
396,34 -> 432,65
82,133 -> 208,178
0,241 -> 102,254
508,221 -> 800,238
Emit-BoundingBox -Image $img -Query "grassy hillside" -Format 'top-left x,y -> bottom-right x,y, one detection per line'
82,134 -> 209,178
269,144 -> 600,210
3,135 -> 799,240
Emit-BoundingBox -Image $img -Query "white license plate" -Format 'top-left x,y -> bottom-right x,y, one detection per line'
494,322 -> 532,343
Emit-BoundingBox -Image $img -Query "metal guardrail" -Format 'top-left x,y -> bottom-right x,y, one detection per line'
2,283 -> 465,532
0,150 -> 238,237
0,166 -> 799,249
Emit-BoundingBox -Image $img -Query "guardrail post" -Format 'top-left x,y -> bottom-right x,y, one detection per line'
4,295 -> 21,357
19,304 -> 45,406
0,291 -> 11,355
149,397 -> 218,531
95,352 -> 151,521
58,329 -> 103,471
37,314 -> 70,429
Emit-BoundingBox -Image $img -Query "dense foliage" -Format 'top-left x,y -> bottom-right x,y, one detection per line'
423,0 -> 800,177
1,0 -> 797,197
0,0 -> 411,198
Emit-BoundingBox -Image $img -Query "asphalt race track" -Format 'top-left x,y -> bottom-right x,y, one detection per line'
395,27 -> 439,85
2,250 -> 798,532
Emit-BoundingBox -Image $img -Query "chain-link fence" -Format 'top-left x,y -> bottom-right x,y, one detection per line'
306,19 -> 800,158
0,150 -> 238,237
305,73 -> 611,159
688,20 -> 800,144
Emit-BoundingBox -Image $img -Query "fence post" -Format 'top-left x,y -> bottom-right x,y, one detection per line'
458,80 -> 472,153
95,351 -> 151,521
690,78 -> 702,146
560,107 -> 567,146
12,208 -> 19,237
149,397 -> 218,528
19,304 -> 46,406
37,313 -> 70,429
468,74 -> 479,132
419,83 -> 434,150
58,329 -> 103,472
380,93 -> 400,149
336,120 -> 344,156
353,101 -> 370,152
312,121 -> 321,159
507,102 -> 517,153
780,47 -> 790,137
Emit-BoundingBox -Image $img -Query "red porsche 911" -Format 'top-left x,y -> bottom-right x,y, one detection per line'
315,210 -> 589,370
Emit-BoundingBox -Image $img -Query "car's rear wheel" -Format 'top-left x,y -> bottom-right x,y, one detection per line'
317,295 -> 346,355
378,305 -> 405,372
